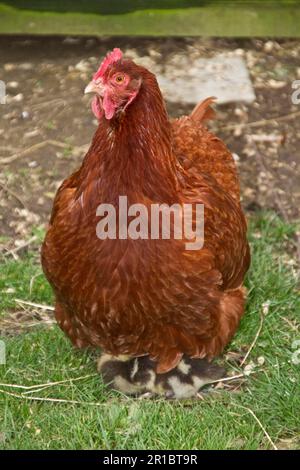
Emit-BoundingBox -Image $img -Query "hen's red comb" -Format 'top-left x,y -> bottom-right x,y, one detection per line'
93,48 -> 123,81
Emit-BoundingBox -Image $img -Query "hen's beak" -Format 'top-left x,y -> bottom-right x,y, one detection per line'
84,80 -> 105,96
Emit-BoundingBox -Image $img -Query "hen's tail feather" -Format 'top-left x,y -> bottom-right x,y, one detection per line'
190,96 -> 217,123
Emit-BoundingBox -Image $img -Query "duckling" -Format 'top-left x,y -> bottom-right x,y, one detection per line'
98,354 -> 225,399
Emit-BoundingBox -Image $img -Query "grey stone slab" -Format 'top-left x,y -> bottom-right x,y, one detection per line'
137,53 -> 255,105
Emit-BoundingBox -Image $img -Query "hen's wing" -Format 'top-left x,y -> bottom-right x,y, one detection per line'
171,97 -> 240,203
172,97 -> 250,283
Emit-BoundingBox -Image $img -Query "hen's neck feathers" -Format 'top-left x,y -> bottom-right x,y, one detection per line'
78,72 -> 179,204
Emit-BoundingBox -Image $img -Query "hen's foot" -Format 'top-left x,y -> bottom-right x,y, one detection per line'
97,354 -> 225,399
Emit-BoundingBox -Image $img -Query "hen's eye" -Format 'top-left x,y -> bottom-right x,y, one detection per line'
115,75 -> 124,83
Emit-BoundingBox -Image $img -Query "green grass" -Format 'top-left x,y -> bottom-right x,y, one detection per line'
0,2 -> 299,36
0,212 -> 299,450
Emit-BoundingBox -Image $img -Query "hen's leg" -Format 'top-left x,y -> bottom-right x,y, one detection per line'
97,354 -> 225,398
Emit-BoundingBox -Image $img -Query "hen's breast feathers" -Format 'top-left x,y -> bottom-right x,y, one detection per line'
45,100 -> 249,296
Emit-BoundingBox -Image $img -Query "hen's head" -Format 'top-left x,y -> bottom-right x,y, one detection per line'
85,48 -> 142,120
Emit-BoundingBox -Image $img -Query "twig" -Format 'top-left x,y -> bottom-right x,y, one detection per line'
1,246 -> 19,261
240,303 -> 268,367
29,272 -> 43,295
0,318 -> 56,331
14,299 -> 54,311
280,316 -> 299,332
31,98 -> 67,111
220,110 -> 300,132
0,145 -> 19,153
4,236 -> 37,258
0,181 -> 27,209
0,388 -> 106,407
0,373 -> 97,391
22,387 -> 58,395
210,368 -> 262,386
236,405 -> 278,450
0,141 -> 49,165
210,372 -> 247,385
0,139 -> 88,165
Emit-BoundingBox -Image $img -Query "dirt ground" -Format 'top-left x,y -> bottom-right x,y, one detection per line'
0,36 -> 299,247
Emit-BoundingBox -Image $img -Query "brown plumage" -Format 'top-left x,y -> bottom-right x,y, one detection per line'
41,49 -> 250,393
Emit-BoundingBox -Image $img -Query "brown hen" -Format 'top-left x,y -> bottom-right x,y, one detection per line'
41,49 -> 250,398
